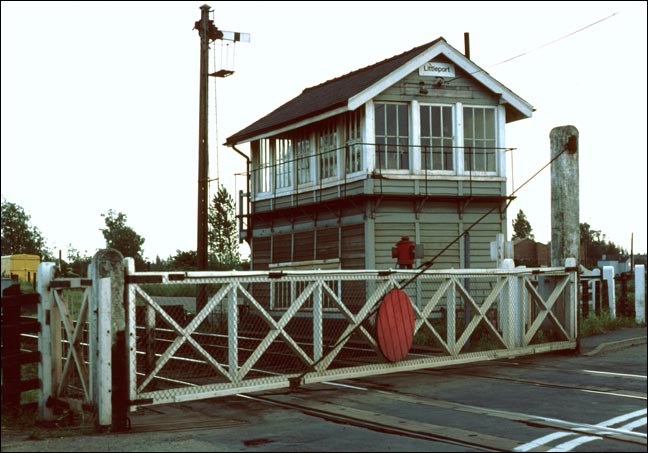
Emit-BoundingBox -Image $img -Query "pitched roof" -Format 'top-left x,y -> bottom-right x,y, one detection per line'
226,37 -> 532,146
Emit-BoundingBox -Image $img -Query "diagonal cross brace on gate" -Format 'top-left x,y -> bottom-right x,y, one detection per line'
40,253 -> 578,419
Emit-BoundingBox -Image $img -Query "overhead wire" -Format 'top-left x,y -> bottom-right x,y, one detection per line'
491,12 -> 618,67
398,10 -> 621,289
400,145 -> 570,290
443,10 -> 620,84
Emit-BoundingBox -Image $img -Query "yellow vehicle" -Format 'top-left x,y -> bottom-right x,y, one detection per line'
1,254 -> 40,283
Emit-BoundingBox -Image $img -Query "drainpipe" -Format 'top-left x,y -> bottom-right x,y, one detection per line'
231,144 -> 251,243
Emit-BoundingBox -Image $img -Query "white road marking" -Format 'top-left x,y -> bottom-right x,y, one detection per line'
579,389 -> 647,400
598,408 -> 647,427
618,416 -> 647,431
582,369 -> 647,379
549,416 -> 647,452
513,432 -> 574,452
548,435 -> 599,452
323,381 -> 368,391
514,408 -> 647,451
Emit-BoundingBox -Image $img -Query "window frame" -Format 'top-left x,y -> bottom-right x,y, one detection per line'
374,102 -> 411,172
462,105 -> 498,175
419,103 -> 455,174
345,109 -> 364,176
254,138 -> 273,195
295,132 -> 315,187
274,138 -> 294,192
318,119 -> 340,182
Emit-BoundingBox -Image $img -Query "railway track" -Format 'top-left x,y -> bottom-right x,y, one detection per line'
236,363 -> 646,452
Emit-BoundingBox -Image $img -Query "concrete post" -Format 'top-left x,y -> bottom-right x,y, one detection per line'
550,126 -> 579,267
90,249 -> 127,432
602,266 -> 616,319
635,265 -> 645,323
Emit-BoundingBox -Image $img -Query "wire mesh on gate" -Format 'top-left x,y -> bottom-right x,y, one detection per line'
127,267 -> 576,406
49,282 -> 93,404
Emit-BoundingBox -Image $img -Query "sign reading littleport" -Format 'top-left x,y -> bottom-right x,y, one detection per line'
419,61 -> 455,77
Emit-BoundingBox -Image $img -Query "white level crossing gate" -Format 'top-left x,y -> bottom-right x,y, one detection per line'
38,252 -> 578,431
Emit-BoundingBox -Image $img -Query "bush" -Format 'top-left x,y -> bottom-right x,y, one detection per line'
580,311 -> 638,337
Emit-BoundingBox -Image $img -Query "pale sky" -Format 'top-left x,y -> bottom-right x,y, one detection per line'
2,1 -> 646,262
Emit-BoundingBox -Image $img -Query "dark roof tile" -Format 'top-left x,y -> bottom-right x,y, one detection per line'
226,38 -> 444,145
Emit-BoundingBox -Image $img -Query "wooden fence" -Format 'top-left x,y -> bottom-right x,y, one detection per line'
1,284 -> 40,411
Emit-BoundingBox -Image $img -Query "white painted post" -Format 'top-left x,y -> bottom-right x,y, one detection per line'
364,100 -> 375,173
313,281 -> 323,361
490,233 -> 504,268
123,258 -> 137,411
37,262 -> 58,422
455,102 -> 464,175
88,261 -> 97,415
446,280 -> 456,355
589,268 -> 601,313
603,266 -> 616,319
635,265 -> 645,323
502,259 -> 517,348
228,285 -> 239,384
517,270 -> 529,347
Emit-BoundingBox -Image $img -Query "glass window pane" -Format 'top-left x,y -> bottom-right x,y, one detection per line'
487,150 -> 495,172
386,105 -> 396,136
475,108 -> 484,139
375,104 -> 385,135
463,108 -> 473,139
443,142 -> 453,170
420,106 -> 430,137
375,102 -> 409,170
442,107 -> 452,136
431,106 -> 441,137
398,105 -> 408,132
401,149 -> 409,169
485,109 -> 495,140
432,153 -> 441,169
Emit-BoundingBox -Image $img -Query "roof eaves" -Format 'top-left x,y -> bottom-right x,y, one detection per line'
226,102 -> 348,145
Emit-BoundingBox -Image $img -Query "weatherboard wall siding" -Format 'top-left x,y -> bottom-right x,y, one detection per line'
377,58 -> 499,106
250,198 -> 503,272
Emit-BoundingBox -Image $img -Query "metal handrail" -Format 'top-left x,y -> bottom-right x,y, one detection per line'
249,142 -> 511,201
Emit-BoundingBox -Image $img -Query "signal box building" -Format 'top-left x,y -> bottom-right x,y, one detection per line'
226,37 -> 533,273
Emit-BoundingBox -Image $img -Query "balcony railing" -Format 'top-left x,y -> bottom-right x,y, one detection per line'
249,143 -> 510,201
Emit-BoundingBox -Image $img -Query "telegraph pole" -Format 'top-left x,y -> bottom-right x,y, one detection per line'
194,4 -> 249,313
196,4 -> 212,274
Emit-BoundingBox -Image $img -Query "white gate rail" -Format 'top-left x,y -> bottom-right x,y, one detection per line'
38,255 -> 577,424
125,263 -> 577,407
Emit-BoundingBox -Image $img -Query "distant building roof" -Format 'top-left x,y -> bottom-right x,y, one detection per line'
226,37 -> 533,146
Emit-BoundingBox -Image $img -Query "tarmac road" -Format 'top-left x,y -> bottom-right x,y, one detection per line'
1,327 -> 645,452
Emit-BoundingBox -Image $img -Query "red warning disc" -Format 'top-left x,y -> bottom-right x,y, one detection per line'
375,289 -> 415,362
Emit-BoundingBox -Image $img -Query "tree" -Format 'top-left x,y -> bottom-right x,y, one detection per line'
1,196 -> 52,259
580,222 -> 627,269
65,245 -> 92,277
100,209 -> 146,268
207,185 -> 241,269
511,210 -> 535,240
169,250 -> 197,270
